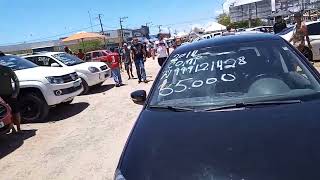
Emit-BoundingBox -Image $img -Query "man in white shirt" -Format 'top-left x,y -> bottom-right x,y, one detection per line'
157,37 -> 169,66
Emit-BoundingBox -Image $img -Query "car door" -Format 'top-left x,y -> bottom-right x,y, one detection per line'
91,51 -> 102,62
307,22 -> 320,60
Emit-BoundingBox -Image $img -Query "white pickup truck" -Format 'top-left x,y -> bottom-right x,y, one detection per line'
0,54 -> 83,122
24,52 -> 111,94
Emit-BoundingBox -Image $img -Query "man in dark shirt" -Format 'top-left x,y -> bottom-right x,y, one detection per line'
131,38 -> 147,83
0,51 -> 21,132
273,16 -> 287,34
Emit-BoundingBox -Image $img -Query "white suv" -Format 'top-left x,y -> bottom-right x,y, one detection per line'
279,21 -> 320,61
0,54 -> 83,122
24,52 -> 111,94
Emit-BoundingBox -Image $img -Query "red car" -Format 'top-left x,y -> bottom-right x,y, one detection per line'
85,50 -> 120,64
0,97 -> 13,135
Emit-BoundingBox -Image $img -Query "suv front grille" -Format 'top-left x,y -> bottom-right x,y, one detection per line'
100,65 -> 108,71
61,72 -> 79,83
0,104 -> 8,119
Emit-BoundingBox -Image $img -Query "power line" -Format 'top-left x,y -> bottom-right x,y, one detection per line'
0,24 -> 101,46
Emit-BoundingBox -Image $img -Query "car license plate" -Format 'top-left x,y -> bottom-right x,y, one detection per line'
0,121 -> 4,128
74,81 -> 81,87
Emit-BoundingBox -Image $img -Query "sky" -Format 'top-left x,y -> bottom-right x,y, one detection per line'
0,0 -> 228,45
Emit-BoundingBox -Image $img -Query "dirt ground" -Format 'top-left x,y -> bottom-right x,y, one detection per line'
0,58 -> 160,180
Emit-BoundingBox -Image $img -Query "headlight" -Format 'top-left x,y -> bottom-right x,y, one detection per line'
88,67 -> 100,73
46,76 -> 64,84
114,169 -> 126,180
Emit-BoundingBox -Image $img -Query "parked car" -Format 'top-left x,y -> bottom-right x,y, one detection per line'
246,26 -> 274,33
278,21 -> 320,61
0,97 -> 13,135
115,34 -> 320,179
24,52 -> 111,94
0,54 -> 83,122
85,50 -> 119,64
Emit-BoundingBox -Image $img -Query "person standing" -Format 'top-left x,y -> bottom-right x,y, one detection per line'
77,49 -> 85,60
0,51 -> 21,133
222,26 -> 235,36
131,38 -> 148,83
273,16 -> 287,34
157,39 -> 169,67
289,12 -> 313,62
122,43 -> 134,79
106,51 -> 123,87
64,46 -> 73,55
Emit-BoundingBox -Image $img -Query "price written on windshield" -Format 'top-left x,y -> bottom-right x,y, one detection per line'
159,74 -> 236,97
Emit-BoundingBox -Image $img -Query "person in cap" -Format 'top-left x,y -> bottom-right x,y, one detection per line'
0,51 -> 22,133
289,12 -> 313,62
131,38 -> 148,83
122,43 -> 134,79
273,16 -> 287,34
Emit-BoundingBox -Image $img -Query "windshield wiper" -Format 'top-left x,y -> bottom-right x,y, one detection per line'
203,100 -> 302,112
148,105 -> 195,112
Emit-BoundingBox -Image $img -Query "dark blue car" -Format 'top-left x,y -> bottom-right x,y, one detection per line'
115,34 -> 320,180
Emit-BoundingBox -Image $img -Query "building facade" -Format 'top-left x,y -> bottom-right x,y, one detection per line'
229,0 -> 320,22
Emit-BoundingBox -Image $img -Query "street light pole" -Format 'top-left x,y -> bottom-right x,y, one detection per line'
119,17 -> 128,46
98,14 -> 106,47
88,10 -> 93,32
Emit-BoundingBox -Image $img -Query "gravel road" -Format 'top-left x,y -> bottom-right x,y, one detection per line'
0,59 -> 160,180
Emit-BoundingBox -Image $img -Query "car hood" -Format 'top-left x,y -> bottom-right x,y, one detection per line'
72,62 -> 108,70
120,100 -> 320,180
15,67 -> 74,81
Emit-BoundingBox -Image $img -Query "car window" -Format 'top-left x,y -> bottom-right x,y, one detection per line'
52,53 -> 84,66
0,55 -> 37,71
92,52 -> 101,58
307,22 -> 320,36
29,56 -> 57,66
149,40 -> 320,109
85,53 -> 92,60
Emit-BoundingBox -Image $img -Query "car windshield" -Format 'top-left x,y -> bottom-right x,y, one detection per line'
52,53 -> 84,66
0,55 -> 38,70
277,26 -> 294,35
150,39 -> 320,110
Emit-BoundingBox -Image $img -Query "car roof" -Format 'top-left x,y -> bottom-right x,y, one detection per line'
23,51 -> 64,57
305,20 -> 320,25
246,26 -> 273,31
173,33 -> 282,54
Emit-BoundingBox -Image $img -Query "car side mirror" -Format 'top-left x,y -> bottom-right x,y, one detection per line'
51,63 -> 60,67
131,90 -> 146,104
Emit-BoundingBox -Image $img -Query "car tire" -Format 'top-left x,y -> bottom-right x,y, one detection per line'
81,78 -> 89,95
20,93 -> 49,123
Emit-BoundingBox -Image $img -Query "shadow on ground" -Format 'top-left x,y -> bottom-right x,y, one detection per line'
45,102 -> 90,122
83,84 -> 115,96
0,129 -> 37,159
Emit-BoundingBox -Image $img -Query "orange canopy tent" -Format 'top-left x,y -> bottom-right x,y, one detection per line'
62,32 -> 106,42
62,32 -> 106,52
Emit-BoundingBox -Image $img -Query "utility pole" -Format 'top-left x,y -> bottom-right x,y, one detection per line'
119,16 -> 128,46
98,14 -> 104,34
158,25 -> 162,33
88,11 -> 93,32
98,14 -> 106,47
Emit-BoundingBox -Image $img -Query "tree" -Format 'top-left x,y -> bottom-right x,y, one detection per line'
216,13 -> 264,29
216,13 -> 231,26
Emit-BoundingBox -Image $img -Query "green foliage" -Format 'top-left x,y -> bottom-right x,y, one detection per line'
216,13 -> 264,29
70,40 -> 103,53
216,13 -> 231,26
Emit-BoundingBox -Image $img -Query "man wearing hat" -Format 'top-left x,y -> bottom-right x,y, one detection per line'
273,16 -> 287,34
